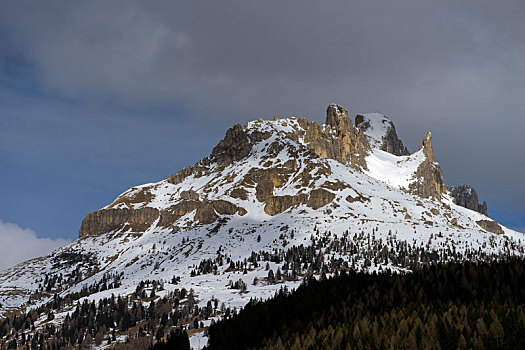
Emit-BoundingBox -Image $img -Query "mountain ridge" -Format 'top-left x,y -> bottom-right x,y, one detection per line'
78,104 -> 450,240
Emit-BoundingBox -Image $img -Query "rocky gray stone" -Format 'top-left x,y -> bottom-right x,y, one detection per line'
448,184 -> 488,215
476,220 -> 504,234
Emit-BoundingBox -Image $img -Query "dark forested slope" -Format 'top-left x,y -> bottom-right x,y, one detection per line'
206,258 -> 525,350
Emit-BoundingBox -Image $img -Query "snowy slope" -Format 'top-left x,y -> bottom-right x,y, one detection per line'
365,148 -> 425,190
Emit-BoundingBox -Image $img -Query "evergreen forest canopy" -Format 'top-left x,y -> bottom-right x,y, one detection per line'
206,258 -> 525,350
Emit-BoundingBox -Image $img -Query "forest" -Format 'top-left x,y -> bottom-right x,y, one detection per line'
206,257 -> 525,350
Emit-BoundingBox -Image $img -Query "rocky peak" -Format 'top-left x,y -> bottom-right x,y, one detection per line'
326,104 -> 353,132
448,184 -> 488,216
355,113 -> 409,156
210,124 -> 252,166
408,131 -> 445,199
305,104 -> 371,170
419,131 -> 435,162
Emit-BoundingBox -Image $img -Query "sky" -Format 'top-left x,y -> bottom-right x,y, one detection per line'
1,1 -> 524,270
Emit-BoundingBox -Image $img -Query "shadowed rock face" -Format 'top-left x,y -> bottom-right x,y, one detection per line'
448,185 -> 488,216
210,124 -> 252,166
382,124 -> 409,156
409,132 -> 446,199
355,114 -> 409,156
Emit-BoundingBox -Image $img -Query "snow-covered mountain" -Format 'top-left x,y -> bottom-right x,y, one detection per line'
1,104 -> 523,347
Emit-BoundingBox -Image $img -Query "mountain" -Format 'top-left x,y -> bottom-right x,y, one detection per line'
0,104 -> 523,348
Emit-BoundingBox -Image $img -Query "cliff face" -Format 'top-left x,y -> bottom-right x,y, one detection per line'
79,207 -> 160,238
448,185 -> 488,215
304,104 -> 371,170
408,132 -> 446,199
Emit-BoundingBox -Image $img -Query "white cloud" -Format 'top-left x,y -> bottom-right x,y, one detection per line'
0,220 -> 70,272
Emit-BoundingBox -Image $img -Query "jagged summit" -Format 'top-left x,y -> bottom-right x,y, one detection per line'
419,131 -> 434,162
325,103 -> 352,130
408,131 -> 446,199
449,184 -> 488,216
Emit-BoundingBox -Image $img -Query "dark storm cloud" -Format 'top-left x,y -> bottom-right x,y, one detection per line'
1,0 -> 524,228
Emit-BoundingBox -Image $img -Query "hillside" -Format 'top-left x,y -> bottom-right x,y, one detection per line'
207,258 -> 525,350
0,104 -> 523,349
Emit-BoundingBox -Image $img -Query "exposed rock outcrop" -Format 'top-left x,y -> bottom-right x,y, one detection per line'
304,104 -> 371,170
80,198 -> 248,237
167,166 -> 193,185
210,124 -> 252,166
476,220 -> 504,234
263,189 -> 336,215
419,131 -> 435,162
306,189 -> 336,210
264,194 -> 308,216
230,188 -> 249,200
194,200 -> 244,224
158,201 -> 201,229
448,185 -> 488,215
355,114 -> 409,156
180,190 -> 199,201
166,125 -> 251,186
408,132 -> 446,199
79,207 -> 160,238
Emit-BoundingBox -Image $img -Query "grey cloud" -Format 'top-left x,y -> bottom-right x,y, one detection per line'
1,0 -> 524,221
